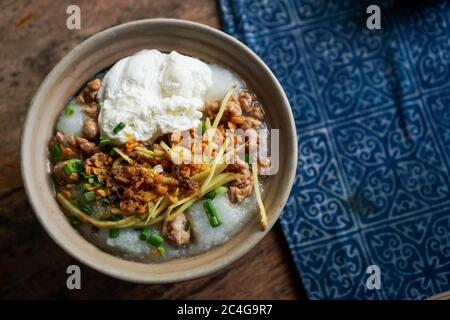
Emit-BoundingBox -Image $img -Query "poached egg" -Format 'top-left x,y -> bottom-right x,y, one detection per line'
97,50 -> 212,142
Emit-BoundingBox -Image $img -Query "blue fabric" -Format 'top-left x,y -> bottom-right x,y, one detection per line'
219,0 -> 450,299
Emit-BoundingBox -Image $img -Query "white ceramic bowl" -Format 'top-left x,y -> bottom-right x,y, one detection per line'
21,19 -> 297,283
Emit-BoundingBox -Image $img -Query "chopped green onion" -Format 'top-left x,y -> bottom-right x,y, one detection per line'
198,120 -> 206,135
69,218 -> 81,228
65,105 -> 75,117
71,198 -> 93,215
88,177 -> 96,184
109,228 -> 120,238
109,148 -> 117,157
204,186 -> 229,200
209,216 -> 220,227
80,203 -> 93,215
139,228 -> 152,241
245,153 -> 250,164
113,122 -> 126,134
184,221 -> 191,231
80,172 -> 94,180
63,159 -> 83,175
157,246 -> 166,257
80,182 -> 92,192
91,226 -> 99,234
203,199 -> 222,227
204,190 -> 216,199
147,233 -> 163,247
50,143 -> 62,158
83,191 -> 96,202
99,138 -> 113,148
214,186 -> 228,196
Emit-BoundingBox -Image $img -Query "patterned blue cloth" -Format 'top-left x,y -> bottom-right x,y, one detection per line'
219,0 -> 450,299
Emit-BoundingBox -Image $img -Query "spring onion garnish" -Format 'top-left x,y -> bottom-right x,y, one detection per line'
204,191 -> 216,199
109,228 -> 120,238
80,172 -> 93,179
80,182 -> 93,192
83,191 -> 96,202
65,105 -> 75,117
204,186 -> 228,199
200,120 -> 207,135
99,138 -> 113,148
147,233 -> 164,247
251,162 -> 267,230
203,199 -> 222,228
214,186 -> 228,197
80,203 -> 93,215
139,228 -> 152,241
50,143 -> 62,158
139,227 -> 164,248
80,174 -> 97,186
109,148 -> 117,157
157,246 -> 166,257
113,122 -> 126,134
63,159 -> 83,174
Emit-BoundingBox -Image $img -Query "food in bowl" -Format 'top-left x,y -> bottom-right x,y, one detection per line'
48,49 -> 272,261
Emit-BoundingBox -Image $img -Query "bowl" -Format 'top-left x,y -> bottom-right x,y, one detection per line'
21,19 -> 297,283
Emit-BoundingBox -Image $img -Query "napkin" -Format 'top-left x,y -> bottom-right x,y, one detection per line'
219,0 -> 450,299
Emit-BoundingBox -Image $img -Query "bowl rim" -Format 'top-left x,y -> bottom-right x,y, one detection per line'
20,18 -> 298,283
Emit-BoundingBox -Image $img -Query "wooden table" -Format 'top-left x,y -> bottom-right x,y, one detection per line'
0,0 -> 304,299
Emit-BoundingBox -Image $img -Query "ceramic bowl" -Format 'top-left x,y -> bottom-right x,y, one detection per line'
21,19 -> 297,283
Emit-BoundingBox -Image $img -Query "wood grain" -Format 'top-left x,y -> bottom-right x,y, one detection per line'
0,0 -> 304,299
428,291 -> 450,300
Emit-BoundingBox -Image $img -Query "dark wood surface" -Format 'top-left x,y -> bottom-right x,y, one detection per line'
0,0 -> 304,299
